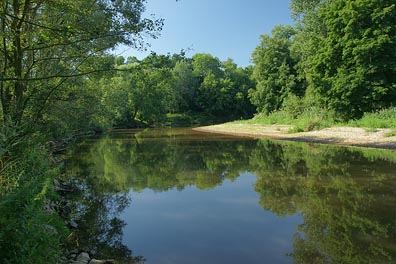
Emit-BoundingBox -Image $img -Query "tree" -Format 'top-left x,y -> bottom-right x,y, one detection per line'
190,54 -> 254,118
172,60 -> 199,112
192,53 -> 225,114
192,53 -> 223,79
222,60 -> 255,118
290,0 -> 396,120
308,0 -> 396,119
0,0 -> 163,129
100,62 -> 176,126
250,25 -> 304,114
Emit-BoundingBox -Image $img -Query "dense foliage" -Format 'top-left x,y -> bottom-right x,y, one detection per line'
0,0 -> 162,262
95,52 -> 255,128
250,25 -> 304,114
0,0 -> 163,128
1,0 -> 396,262
0,142 -> 67,263
250,0 -> 396,121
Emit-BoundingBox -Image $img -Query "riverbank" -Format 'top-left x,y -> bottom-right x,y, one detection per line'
193,124 -> 396,150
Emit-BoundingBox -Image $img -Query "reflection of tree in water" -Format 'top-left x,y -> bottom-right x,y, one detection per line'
66,147 -> 143,262
68,129 -> 255,193
66,130 -> 396,263
65,129 -> 256,262
70,191 -> 143,263
251,140 -> 396,264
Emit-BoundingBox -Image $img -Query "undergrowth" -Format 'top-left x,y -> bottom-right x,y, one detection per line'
233,107 -> 396,133
0,132 -> 67,264
348,108 -> 396,129
235,106 -> 336,132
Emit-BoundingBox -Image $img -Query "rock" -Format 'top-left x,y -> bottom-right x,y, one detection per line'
89,260 -> 115,264
69,220 -> 78,229
75,252 -> 90,264
88,249 -> 97,257
88,260 -> 105,264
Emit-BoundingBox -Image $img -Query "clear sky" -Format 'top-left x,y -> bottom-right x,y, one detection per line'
116,0 -> 294,67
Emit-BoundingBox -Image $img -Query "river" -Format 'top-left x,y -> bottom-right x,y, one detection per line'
65,128 -> 396,264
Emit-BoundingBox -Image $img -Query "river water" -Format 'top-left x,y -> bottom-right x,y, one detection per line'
65,128 -> 396,264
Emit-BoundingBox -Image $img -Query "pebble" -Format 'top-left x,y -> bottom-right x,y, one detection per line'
75,252 -> 90,264
63,250 -> 115,264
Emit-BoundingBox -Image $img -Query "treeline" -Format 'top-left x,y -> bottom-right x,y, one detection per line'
4,50 -> 256,139
1,0 -> 395,262
250,0 -> 396,121
91,52 -> 255,129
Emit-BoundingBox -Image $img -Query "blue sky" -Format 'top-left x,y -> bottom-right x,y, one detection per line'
116,0 -> 294,67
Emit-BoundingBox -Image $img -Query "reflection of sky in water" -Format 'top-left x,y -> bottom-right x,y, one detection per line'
121,172 -> 303,264
67,129 -> 396,263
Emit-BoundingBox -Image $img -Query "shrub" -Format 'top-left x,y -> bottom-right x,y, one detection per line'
282,94 -> 305,119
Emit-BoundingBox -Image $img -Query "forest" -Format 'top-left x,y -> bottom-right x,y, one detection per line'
0,0 -> 395,263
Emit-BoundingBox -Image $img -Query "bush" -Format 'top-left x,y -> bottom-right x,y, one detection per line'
282,94 -> 305,119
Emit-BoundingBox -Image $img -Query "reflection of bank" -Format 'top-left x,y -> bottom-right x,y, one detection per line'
67,128 -> 257,193
66,190 -> 143,262
65,128 -> 258,262
65,129 -> 396,263
252,139 -> 396,264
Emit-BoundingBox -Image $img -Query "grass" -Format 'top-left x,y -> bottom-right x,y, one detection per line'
348,108 -> 396,129
228,107 -> 396,133
230,107 -> 336,132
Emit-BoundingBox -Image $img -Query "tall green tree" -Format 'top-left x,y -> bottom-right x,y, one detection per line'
192,53 -> 225,114
100,62 -> 176,126
250,25 -> 304,114
191,54 -> 254,118
222,59 -> 255,118
308,0 -> 396,119
172,60 -> 198,112
0,0 -> 162,129
192,53 -> 223,79
291,0 -> 396,120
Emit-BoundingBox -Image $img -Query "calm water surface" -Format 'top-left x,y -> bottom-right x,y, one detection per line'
66,128 -> 396,264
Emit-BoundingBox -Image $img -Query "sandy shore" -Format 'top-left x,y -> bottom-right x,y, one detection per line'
193,124 -> 396,150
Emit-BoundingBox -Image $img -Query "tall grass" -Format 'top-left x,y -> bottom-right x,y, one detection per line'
348,107 -> 396,128
235,104 -> 396,132
237,106 -> 336,132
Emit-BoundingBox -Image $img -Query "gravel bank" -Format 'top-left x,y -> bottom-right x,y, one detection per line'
193,124 -> 396,150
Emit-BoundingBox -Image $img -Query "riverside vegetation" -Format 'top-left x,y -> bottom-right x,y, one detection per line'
1,0 -> 396,263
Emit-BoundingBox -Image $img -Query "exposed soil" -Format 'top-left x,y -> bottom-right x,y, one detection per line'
193,124 -> 396,150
